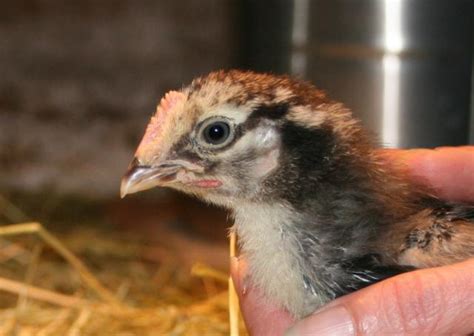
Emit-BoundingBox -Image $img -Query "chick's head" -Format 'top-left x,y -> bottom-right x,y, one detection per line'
121,70 -> 349,207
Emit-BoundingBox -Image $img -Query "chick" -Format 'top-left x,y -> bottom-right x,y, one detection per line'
121,70 -> 474,319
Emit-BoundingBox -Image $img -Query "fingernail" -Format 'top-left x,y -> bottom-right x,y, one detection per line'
284,305 -> 355,336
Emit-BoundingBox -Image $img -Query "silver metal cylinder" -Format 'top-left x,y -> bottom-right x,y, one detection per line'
241,0 -> 473,148
291,0 -> 473,148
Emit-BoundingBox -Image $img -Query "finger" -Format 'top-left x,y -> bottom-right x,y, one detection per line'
286,258 -> 474,336
231,257 -> 294,335
382,146 -> 474,202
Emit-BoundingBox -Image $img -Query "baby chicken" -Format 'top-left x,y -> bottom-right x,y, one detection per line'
121,70 -> 474,318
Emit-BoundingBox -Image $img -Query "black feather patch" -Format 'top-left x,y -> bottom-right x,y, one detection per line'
272,121 -> 336,207
442,204 -> 474,221
250,103 -> 289,120
419,200 -> 474,222
334,254 -> 415,297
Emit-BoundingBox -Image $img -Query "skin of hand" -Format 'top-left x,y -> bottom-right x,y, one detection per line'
230,146 -> 474,336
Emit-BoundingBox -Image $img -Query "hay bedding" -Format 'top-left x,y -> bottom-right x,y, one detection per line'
0,195 -> 246,335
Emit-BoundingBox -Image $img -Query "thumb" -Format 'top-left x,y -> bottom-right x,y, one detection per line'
286,258 -> 474,336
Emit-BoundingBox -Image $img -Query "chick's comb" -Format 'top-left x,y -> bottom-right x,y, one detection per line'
136,90 -> 186,157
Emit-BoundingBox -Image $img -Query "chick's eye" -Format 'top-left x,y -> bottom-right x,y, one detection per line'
203,121 -> 231,145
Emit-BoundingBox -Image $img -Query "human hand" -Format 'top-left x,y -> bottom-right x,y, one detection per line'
231,146 -> 474,335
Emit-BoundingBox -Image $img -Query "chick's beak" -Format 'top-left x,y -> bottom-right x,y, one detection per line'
120,157 -> 183,198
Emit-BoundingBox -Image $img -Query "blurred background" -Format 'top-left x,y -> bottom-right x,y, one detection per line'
0,0 -> 472,197
0,0 -> 472,333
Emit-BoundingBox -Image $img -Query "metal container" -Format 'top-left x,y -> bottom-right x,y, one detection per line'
240,0 -> 473,148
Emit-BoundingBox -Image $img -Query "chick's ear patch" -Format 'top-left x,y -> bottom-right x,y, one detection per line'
253,147 -> 280,179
